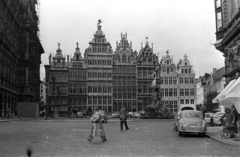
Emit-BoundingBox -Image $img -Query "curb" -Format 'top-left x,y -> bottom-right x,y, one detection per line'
206,133 -> 240,147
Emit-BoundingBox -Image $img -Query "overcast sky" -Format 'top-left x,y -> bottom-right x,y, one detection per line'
39,0 -> 224,80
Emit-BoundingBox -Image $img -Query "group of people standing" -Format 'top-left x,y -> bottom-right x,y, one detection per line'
87,106 -> 129,142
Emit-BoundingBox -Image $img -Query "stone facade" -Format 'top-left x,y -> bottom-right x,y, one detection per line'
136,38 -> 159,112
84,21 -> 113,114
112,33 -> 137,112
44,21 -> 198,115
0,0 -> 44,117
214,0 -> 240,83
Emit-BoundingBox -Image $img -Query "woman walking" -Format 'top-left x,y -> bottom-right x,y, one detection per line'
120,107 -> 129,131
87,107 -> 107,142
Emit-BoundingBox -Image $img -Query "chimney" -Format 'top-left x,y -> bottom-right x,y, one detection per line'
67,55 -> 69,65
49,54 -> 51,65
213,68 -> 217,75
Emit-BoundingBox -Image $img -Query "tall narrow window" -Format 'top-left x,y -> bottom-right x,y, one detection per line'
217,12 -> 222,31
216,0 -> 221,8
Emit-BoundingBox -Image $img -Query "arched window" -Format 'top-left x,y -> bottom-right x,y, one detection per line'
148,58 -> 152,64
122,54 -> 126,63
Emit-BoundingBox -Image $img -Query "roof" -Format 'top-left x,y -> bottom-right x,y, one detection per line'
213,67 -> 225,82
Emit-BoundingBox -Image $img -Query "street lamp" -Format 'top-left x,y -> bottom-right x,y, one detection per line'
45,82 -> 49,120
52,76 -> 56,118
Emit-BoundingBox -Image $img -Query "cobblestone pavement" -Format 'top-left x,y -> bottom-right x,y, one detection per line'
1,118 -> 240,157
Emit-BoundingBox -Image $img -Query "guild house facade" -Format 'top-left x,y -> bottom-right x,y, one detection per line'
45,20 -> 197,115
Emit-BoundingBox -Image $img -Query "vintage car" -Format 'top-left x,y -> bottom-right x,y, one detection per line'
177,110 -> 207,137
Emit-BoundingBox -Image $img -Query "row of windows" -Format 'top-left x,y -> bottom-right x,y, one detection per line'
68,97 -> 87,104
68,84 -> 87,94
92,45 -> 108,53
72,62 -> 83,68
179,77 -> 194,84
113,88 -> 137,99
113,67 -> 136,73
50,73 -> 68,82
160,77 -> 177,85
162,67 -> 175,73
181,68 -> 192,74
180,99 -> 195,104
137,69 -> 156,78
88,86 -> 112,93
160,88 -> 178,97
179,89 -> 195,96
68,71 -> 87,80
88,59 -> 111,65
88,96 -> 112,105
88,72 -> 111,79
113,77 -> 137,86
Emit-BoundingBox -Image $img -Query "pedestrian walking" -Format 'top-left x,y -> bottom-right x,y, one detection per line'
87,107 -> 107,142
231,105 -> 238,134
120,107 -> 129,131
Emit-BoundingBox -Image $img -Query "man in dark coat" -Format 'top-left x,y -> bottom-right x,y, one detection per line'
120,107 -> 129,131
232,105 -> 238,134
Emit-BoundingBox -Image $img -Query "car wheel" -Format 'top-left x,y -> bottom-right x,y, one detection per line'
179,132 -> 182,136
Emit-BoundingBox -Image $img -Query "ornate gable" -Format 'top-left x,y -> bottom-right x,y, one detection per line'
113,33 -> 137,64
137,37 -> 158,65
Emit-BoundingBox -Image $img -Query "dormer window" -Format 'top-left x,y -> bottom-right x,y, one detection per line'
167,60 -> 169,64
76,54 -> 79,60
185,62 -> 187,66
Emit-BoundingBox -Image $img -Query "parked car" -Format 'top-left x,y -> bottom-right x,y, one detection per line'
176,110 -> 207,137
133,112 -> 140,118
77,112 -> 83,118
205,113 -> 221,126
112,112 -> 120,118
98,110 -> 108,123
139,113 -> 149,119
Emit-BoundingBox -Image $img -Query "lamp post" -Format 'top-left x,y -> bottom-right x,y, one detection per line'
52,76 -> 56,118
45,82 -> 49,120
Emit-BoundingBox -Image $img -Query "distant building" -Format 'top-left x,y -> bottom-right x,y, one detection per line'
40,80 -> 47,111
136,38 -> 159,112
195,77 -> 203,109
44,21 -> 198,115
213,0 -> 240,83
160,51 -> 178,112
68,43 -> 87,114
201,67 -> 225,111
84,21 -> 113,114
113,33 -> 138,112
177,54 -> 196,111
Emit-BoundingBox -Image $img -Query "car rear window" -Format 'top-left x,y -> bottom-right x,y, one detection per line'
183,113 -> 202,119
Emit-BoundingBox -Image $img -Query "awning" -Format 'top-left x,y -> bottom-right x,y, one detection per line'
212,79 -> 236,103
215,78 -> 240,113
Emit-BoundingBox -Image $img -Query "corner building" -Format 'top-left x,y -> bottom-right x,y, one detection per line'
84,23 -> 113,114
112,33 -> 138,112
